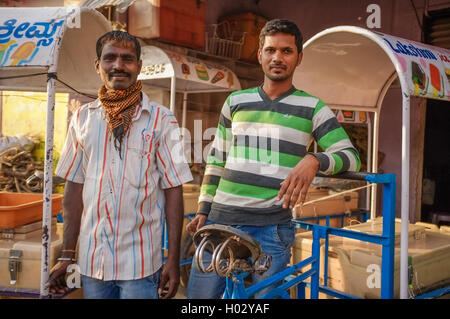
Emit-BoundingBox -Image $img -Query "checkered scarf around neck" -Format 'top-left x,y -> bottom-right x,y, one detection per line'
98,80 -> 142,155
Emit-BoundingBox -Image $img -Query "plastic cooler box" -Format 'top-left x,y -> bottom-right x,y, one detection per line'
0,192 -> 63,230
0,222 -> 63,291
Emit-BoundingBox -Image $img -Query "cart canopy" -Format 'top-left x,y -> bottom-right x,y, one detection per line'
293,26 -> 450,300
293,26 -> 450,110
138,45 -> 241,93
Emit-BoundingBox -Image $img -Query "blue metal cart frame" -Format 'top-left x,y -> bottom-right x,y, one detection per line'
217,172 -> 396,299
160,172 -> 449,299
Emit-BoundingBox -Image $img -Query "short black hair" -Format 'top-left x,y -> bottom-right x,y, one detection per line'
96,31 -> 141,60
259,19 -> 303,53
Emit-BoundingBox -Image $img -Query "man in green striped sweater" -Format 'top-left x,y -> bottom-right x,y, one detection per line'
186,19 -> 361,298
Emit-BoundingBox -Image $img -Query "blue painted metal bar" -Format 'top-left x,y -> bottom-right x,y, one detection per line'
223,277 -> 232,299
380,176 -> 396,299
179,258 -> 192,266
362,212 -> 369,223
245,256 -> 315,297
365,173 -> 396,184
310,228 -> 321,299
295,210 -> 369,223
297,282 -> 306,299
315,172 -> 394,184
323,228 -> 330,287
281,291 -> 291,299
301,282 -> 361,299
293,221 -> 389,245
231,273 -> 248,299
184,213 -> 196,219
318,286 -> 361,299
415,286 -> 450,299
259,268 -> 316,299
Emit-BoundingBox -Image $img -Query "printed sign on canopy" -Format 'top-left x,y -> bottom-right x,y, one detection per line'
0,7 -> 76,67
377,32 -> 450,100
138,45 -> 241,93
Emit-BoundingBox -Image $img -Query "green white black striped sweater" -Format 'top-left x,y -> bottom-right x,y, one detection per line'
198,86 -> 361,226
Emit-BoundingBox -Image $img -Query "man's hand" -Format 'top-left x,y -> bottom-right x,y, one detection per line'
45,260 -> 73,294
158,259 -> 180,299
278,154 -> 320,209
186,214 -> 207,236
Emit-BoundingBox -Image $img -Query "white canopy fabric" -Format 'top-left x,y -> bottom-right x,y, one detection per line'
0,7 -> 111,298
0,7 -> 111,95
293,25 -> 450,299
138,45 -> 241,93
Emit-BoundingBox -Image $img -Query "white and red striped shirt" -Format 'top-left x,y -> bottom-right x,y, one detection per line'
55,92 -> 193,281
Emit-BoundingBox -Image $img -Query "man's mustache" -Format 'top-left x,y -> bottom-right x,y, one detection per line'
109,71 -> 131,78
269,64 -> 287,70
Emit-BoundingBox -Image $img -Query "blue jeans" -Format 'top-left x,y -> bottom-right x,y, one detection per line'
187,221 -> 295,299
81,268 -> 161,299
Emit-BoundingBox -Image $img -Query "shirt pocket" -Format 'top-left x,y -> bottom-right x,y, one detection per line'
124,128 -> 158,190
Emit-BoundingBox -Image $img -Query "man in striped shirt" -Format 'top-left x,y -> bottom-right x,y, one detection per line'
186,19 -> 360,298
46,31 -> 192,299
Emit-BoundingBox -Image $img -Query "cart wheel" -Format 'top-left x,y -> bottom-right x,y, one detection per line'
180,234 -> 195,287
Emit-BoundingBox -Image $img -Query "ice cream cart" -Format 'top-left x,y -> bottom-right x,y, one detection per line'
0,7 -> 111,298
292,25 -> 450,299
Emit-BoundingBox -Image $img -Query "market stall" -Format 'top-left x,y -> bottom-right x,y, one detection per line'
0,7 -> 111,298
292,25 -> 450,299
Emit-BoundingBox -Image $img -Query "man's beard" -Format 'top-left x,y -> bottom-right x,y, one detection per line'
266,73 -> 291,82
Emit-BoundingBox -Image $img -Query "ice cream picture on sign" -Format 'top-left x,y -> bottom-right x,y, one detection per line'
411,61 -> 428,95
211,71 -> 224,84
429,63 -> 444,98
10,41 -> 36,66
227,71 -> 234,88
181,63 -> 190,79
195,65 -> 209,81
